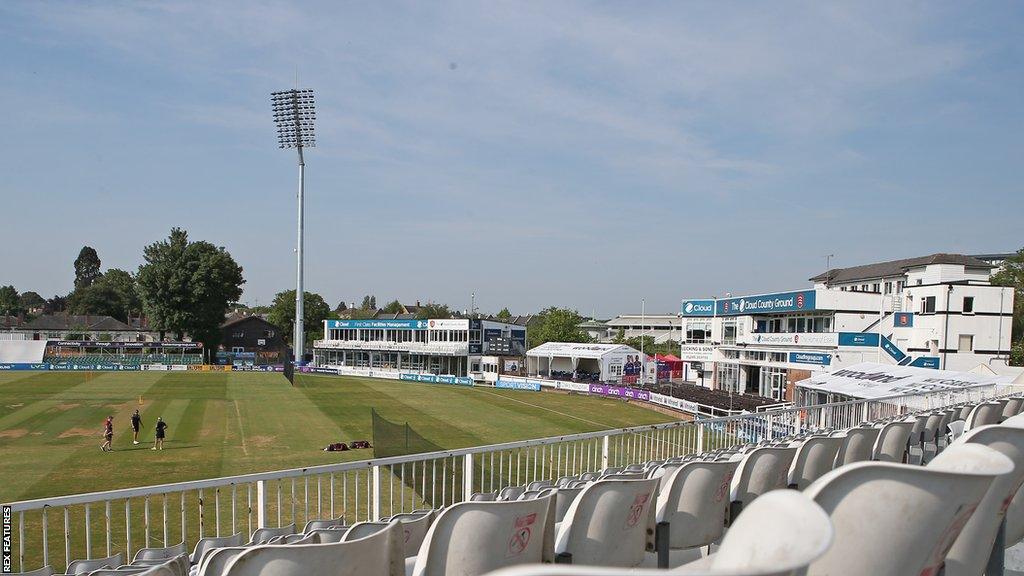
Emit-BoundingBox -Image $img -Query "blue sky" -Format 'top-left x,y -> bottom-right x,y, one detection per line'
1,1 -> 1021,317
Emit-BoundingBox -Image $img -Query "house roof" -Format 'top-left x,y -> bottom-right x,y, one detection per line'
221,313 -> 279,329
809,253 -> 994,284
372,312 -> 419,320
0,315 -> 23,329
24,314 -> 132,331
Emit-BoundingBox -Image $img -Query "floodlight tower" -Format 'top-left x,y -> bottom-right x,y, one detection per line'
272,88 -> 316,362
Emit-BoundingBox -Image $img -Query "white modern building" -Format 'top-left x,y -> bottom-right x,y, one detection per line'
679,253 -> 1015,402
603,314 -> 682,344
313,317 -> 527,380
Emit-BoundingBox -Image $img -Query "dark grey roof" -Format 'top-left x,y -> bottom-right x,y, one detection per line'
372,312 -> 418,320
810,253 -> 995,284
25,314 -> 132,331
221,313 -> 279,329
1,315 -> 23,329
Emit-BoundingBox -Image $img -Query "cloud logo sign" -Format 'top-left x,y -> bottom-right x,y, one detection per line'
684,303 -> 694,313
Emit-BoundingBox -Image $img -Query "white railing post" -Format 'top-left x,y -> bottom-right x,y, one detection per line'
255,480 -> 268,529
696,425 -> 704,453
601,435 -> 610,469
371,466 -> 381,521
463,453 -> 474,501
861,401 -> 870,424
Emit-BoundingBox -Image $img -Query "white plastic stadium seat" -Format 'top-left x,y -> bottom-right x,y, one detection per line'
66,553 -> 125,575
871,420 -> 914,462
342,512 -> 434,557
132,542 -> 187,565
832,425 -> 880,467
471,491 -> 498,501
248,524 -> 296,545
303,518 -> 346,533
554,478 -> 659,567
222,521 -> 403,576
195,547 -> 249,576
787,436 -> 843,490
190,533 -> 242,566
803,444 -> 1013,576
483,490 -> 833,576
410,496 -> 553,576
966,402 -> 1004,431
728,447 -> 797,519
652,460 -> 739,568
1003,397 -> 1024,421
941,422 -> 1024,576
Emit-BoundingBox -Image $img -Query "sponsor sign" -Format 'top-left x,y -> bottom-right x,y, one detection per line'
428,319 -> 470,330
788,352 -> 832,366
837,332 -> 880,347
52,341 -> 202,349
679,344 -> 714,362
910,357 -> 940,369
326,319 -> 428,329
588,384 -> 651,401
880,335 -> 907,362
742,332 -> 839,347
715,290 -> 816,316
894,312 -> 914,328
496,379 -> 541,391
680,299 -> 716,317
798,361 -> 1001,398
503,360 -> 520,372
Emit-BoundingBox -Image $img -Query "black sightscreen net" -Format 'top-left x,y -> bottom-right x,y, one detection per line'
371,408 -> 443,458
283,353 -> 294,384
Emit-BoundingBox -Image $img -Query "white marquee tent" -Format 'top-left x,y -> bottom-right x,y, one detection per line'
526,342 -> 642,382
795,361 -> 1009,404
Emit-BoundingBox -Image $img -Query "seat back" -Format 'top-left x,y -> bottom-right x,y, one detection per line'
941,424 -> 1024,576
411,496 -> 552,576
959,404 -> 976,420
966,402 -> 1003,430
871,420 -> 913,462
804,445 -> 1011,576
922,413 -> 944,443
249,524 -> 296,545
195,547 -> 248,576
224,521 -> 403,576
306,528 -> 349,543
499,486 -> 525,501
190,533 -> 242,564
551,488 -> 582,523
134,557 -> 184,576
554,478 -> 659,568
66,552 -> 124,574
344,512 -> 433,557
787,436 -> 843,490
470,491 -> 497,501
132,542 -> 187,563
657,460 -> 739,550
527,481 -> 553,491
302,518 -> 345,533
729,447 -> 797,510
834,426 -> 880,467
9,566 -> 54,576
1003,397 -> 1024,420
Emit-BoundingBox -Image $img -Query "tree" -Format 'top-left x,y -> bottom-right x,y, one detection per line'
992,248 -> 1024,348
99,269 -> 141,322
68,282 -> 125,319
136,228 -> 244,348
360,295 -> 377,310
495,307 -> 512,321
19,291 -> 45,312
0,285 -> 21,317
335,301 -> 348,313
44,295 -> 68,314
73,246 -> 102,290
381,299 -> 404,314
267,289 -> 332,347
528,307 -> 590,348
415,303 -> 453,319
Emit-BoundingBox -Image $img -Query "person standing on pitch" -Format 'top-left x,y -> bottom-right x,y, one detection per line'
152,417 -> 168,451
131,409 -> 143,444
100,415 -> 114,452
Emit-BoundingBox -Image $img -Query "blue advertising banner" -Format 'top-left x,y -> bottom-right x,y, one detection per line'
910,357 -> 940,369
326,319 -> 428,329
894,312 -> 914,328
680,299 -> 716,317
788,352 -> 832,365
880,335 -> 907,362
838,332 -> 880,347
713,290 -> 816,316
496,379 -> 541,391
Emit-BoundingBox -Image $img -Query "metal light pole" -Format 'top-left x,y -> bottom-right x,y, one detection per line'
272,89 -> 316,362
640,298 -> 645,386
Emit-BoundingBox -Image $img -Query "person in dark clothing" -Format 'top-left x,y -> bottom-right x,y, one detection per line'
152,417 -> 168,451
100,416 -> 114,452
131,409 -> 143,444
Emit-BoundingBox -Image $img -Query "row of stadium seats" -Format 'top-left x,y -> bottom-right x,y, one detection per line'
18,397 -> 1024,576
641,381 -> 779,412
43,354 -> 203,366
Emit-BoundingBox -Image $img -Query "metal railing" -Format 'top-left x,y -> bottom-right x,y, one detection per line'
3,384 -> 1016,572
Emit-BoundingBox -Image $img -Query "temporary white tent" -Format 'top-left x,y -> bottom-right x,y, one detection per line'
526,342 -> 642,382
795,361 -> 1006,403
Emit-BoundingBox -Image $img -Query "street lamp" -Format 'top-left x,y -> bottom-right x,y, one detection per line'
271,89 -> 316,362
